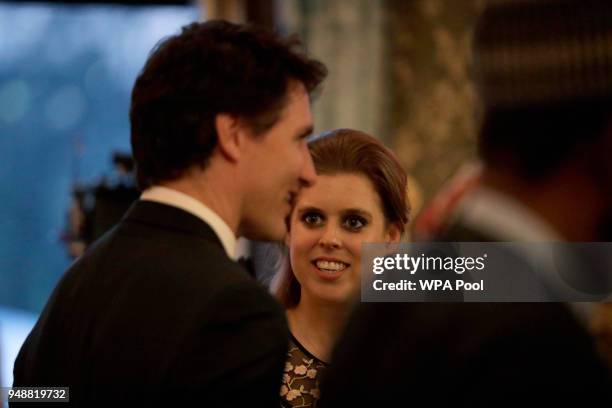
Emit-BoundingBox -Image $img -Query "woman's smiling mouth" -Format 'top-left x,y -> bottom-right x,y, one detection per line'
311,258 -> 350,280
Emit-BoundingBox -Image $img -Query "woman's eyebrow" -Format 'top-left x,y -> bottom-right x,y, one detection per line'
341,208 -> 373,219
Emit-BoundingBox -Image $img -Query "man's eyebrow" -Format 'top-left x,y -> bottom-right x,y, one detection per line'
297,126 -> 314,139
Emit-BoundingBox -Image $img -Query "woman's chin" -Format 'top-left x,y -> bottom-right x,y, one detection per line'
303,286 -> 359,305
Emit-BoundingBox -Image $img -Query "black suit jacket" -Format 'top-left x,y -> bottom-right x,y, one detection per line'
12,201 -> 288,407
320,221 -> 612,407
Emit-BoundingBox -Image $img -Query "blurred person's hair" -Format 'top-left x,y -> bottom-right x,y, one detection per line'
130,20 -> 327,189
473,0 -> 612,180
273,129 -> 410,308
479,100 -> 612,180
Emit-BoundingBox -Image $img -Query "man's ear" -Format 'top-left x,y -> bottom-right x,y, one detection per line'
215,113 -> 243,162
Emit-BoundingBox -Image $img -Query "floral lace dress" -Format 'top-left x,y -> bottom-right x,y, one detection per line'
280,334 -> 329,408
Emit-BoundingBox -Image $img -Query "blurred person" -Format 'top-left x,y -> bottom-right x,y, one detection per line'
412,161 -> 482,240
274,129 -> 409,407
12,20 -> 326,406
321,1 -> 612,406
591,302 -> 612,369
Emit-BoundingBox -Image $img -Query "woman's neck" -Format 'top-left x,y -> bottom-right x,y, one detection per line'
286,294 -> 353,363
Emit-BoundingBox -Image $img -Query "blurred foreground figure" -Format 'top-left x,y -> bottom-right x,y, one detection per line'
412,161 -> 482,240
591,302 -> 612,369
13,20 -> 326,406
321,1 -> 612,406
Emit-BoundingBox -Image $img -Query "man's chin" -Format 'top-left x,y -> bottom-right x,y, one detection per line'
241,222 -> 286,243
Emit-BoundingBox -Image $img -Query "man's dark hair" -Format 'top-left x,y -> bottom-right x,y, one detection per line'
479,100 -> 612,180
130,20 -> 327,189
473,0 -> 612,180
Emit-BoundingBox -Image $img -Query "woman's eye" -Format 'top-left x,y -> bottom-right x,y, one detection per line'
344,216 -> 366,231
302,213 -> 323,226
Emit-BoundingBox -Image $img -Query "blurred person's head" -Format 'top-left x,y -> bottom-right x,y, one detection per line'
274,129 -> 409,308
473,0 -> 612,240
130,20 -> 327,241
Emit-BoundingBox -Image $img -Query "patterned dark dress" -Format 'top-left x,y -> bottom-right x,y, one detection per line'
280,334 -> 329,408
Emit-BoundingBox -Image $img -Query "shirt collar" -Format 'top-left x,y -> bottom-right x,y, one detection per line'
454,186 -> 562,241
453,187 -> 595,325
140,186 -> 237,260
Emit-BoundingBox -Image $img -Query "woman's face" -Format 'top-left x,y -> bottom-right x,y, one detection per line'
288,172 -> 401,305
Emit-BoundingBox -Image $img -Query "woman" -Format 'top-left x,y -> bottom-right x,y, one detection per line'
274,129 -> 409,407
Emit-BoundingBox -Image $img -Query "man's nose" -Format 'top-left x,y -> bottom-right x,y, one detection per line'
299,149 -> 316,187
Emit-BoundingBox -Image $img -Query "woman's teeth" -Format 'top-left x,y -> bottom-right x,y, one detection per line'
316,260 -> 348,272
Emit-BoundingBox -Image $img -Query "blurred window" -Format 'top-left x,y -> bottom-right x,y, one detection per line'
0,2 -> 199,313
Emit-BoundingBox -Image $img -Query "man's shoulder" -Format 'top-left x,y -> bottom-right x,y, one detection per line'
74,228 -> 260,296
75,214 -> 233,274
340,302 -> 585,359
436,220 -> 498,242
47,219 -> 273,332
17,228 -> 284,383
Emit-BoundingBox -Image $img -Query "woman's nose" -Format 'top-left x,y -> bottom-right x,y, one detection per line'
318,225 -> 342,249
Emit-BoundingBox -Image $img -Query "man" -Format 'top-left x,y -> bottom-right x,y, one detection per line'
321,1 -> 612,406
13,21 -> 326,406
